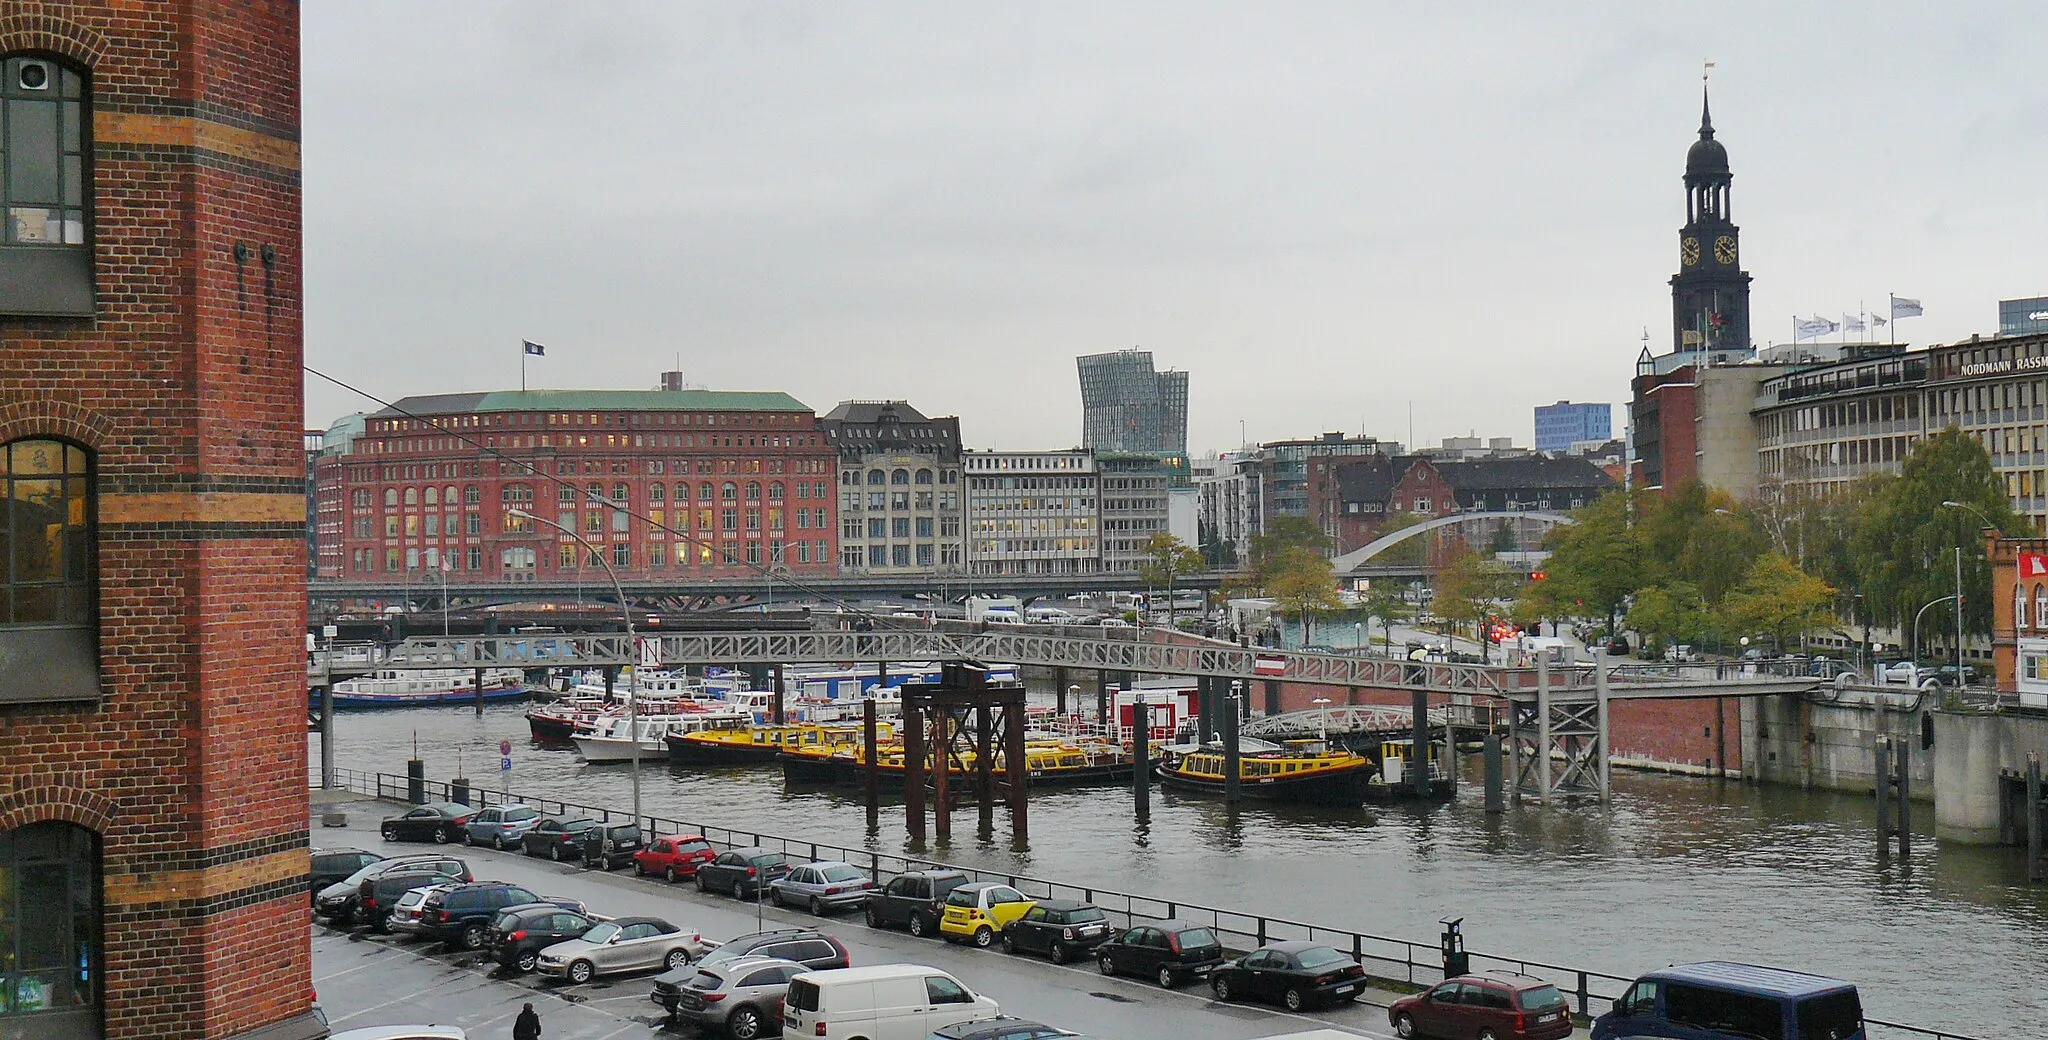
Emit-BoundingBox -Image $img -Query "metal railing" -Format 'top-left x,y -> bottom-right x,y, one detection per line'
322,767 -> 1980,1039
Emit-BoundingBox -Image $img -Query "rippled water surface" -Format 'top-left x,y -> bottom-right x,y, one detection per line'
313,695 -> 2046,1036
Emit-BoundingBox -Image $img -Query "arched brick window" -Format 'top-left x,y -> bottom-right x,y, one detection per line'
0,820 -> 101,1035
0,438 -> 96,703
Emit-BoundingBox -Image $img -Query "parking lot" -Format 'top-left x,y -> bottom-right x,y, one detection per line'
311,798 -> 1403,1040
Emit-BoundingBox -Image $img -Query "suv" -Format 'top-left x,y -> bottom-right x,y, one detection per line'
696,928 -> 851,973
360,868 -> 469,932
419,882 -> 584,951
579,821 -> 643,870
314,854 -> 469,925
863,869 -> 970,938
464,804 -> 541,849
1390,970 -> 1574,1040
309,848 -> 381,902
655,955 -> 806,1038
488,902 -> 598,974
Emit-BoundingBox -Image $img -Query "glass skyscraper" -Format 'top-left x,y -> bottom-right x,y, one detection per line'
1077,349 -> 1188,454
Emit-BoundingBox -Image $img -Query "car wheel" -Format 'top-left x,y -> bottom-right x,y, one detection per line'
1395,1013 -> 1417,1038
380,825 -> 397,841
1211,976 -> 1233,1002
494,834 -> 508,851
907,912 -> 931,938
1049,940 -> 1070,965
726,1005 -> 764,1040
809,896 -> 826,916
665,865 -> 678,883
1156,965 -> 1176,988
567,959 -> 594,985
1283,986 -> 1306,1011
697,874 -> 712,893
515,949 -> 539,973
461,923 -> 487,951
865,904 -> 881,928
550,843 -> 564,862
1477,1031 -> 1501,1040
769,888 -> 784,908
664,948 -> 691,971
972,925 -> 994,949
1001,933 -> 1017,955
1096,953 -> 1115,976
432,827 -> 450,845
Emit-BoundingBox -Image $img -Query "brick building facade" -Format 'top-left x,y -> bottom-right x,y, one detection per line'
0,4 -> 319,1039
320,390 -> 840,583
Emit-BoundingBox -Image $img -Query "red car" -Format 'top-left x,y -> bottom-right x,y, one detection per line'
1390,971 -> 1575,1040
632,833 -> 717,882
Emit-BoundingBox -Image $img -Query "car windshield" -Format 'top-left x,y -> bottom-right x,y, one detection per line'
1294,947 -> 1349,969
580,922 -> 621,944
945,889 -> 979,907
819,865 -> 864,883
1519,985 -> 1567,1011
1173,928 -> 1219,948
1067,906 -> 1106,923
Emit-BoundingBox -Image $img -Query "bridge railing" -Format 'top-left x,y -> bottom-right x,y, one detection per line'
322,767 -> 1981,1040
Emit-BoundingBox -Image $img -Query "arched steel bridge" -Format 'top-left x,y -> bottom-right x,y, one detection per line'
1328,510 -> 1574,574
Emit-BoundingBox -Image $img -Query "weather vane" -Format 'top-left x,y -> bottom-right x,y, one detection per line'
1703,60 -> 1715,83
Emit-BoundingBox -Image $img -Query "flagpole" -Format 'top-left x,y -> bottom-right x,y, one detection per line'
521,340 -> 527,392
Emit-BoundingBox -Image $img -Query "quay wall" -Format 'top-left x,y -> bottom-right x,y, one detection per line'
1738,689 -> 1937,798
1932,710 -> 2048,844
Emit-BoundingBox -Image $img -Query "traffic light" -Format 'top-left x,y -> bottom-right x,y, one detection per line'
1531,570 -> 1546,581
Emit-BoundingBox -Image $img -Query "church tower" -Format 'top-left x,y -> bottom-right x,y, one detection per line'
1670,88 -> 1752,355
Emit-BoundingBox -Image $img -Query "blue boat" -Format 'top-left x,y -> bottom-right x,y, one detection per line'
314,668 -> 529,709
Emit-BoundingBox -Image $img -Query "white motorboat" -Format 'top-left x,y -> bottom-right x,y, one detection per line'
571,710 -> 751,763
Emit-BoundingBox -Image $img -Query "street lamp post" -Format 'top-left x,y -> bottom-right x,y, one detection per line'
512,509 -> 641,827
1941,501 -> 1999,686
1311,697 -> 1331,742
1912,594 -> 1959,685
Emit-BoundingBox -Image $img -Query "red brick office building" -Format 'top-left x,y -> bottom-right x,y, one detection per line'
0,4 -> 319,1039
318,389 -> 840,583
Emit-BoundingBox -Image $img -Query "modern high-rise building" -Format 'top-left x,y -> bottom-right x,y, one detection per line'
1077,349 -> 1188,454
1533,401 -> 1612,452
1999,296 -> 2048,338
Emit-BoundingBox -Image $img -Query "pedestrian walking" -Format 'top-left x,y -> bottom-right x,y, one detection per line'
513,1002 -> 542,1040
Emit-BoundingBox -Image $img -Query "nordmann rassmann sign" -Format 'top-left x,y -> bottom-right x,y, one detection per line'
1957,355 -> 2048,377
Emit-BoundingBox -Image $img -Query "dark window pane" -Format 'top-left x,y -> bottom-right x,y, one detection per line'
8,100 -> 61,203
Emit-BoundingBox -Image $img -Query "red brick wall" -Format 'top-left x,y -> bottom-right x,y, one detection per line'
0,4 -> 311,1039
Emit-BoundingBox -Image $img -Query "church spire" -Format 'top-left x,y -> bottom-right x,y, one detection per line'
1699,85 -> 1714,138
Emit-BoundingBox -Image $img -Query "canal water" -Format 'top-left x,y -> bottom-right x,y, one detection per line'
311,698 -> 2046,1036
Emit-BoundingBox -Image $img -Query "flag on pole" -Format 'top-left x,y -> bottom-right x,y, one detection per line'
1871,313 -> 1888,327
1890,296 -> 1923,318
1795,316 -> 1837,340
1843,314 -> 1867,333
523,340 -> 547,356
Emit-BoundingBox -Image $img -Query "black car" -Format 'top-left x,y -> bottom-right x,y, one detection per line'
1209,940 -> 1367,1010
1094,922 -> 1226,988
579,821 -> 643,870
928,1017 -> 1081,1040
520,816 -> 600,860
862,869 -> 970,938
308,848 -> 382,902
313,853 -> 470,925
694,847 -> 793,899
380,802 -> 476,844
488,902 -> 598,973
1000,899 -> 1113,964
362,869 -> 467,933
418,881 -> 585,950
695,928 -> 851,972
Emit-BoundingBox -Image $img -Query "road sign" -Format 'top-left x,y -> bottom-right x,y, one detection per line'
639,637 -> 661,670
500,756 -> 512,772
499,739 -> 512,757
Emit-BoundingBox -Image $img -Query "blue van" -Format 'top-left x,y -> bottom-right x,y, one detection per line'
1591,962 -> 1864,1040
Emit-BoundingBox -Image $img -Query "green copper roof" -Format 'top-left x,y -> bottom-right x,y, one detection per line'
377,389 -> 812,418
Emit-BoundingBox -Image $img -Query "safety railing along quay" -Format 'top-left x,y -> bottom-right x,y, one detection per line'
321,767 -> 1983,1040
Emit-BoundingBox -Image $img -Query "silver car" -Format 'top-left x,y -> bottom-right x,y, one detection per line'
463,804 -> 541,850
654,954 -> 805,1039
537,916 -> 709,985
385,882 -> 462,939
766,861 -> 875,915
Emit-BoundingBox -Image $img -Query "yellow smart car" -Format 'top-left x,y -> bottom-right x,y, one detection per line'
937,882 -> 1036,948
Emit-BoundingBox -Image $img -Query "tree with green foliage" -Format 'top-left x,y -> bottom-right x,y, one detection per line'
1138,533 -> 1204,628
1851,428 -> 2020,639
1535,490 -> 1642,633
1361,581 -> 1411,651
1638,481 -> 1766,605
1723,552 -> 1838,651
1433,543 -> 1520,662
1626,581 -> 1713,649
1370,511 -> 1433,566
1267,546 -> 1342,641
1239,516 -> 1329,594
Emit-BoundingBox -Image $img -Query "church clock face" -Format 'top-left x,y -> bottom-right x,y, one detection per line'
1680,237 -> 1701,267
1714,236 -> 1737,265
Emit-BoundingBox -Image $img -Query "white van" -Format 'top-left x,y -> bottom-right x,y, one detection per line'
782,964 -> 999,1040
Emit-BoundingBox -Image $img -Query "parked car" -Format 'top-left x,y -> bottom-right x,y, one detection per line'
863,870 -> 971,938
1930,664 -> 1981,688
1591,961 -> 1864,1040
314,854 -> 469,925
693,928 -> 851,973
938,882 -> 1034,948
488,902 -> 598,974
328,1028 -> 468,1040
536,916 -> 709,984
1208,941 -> 1367,1011
781,964 -> 1000,1040
579,821 -> 644,870
634,834 -> 718,882
463,804 -> 541,849
386,882 -> 464,939
359,868 -> 469,932
998,899 -> 1112,964
1093,922 -> 1226,988
520,816 -> 600,861
1390,971 -> 1574,1040
419,882 -> 585,951
767,861 -> 875,915
379,802 -> 476,844
654,954 -> 806,1038
1663,645 -> 1699,663
928,1018 -> 1082,1040
696,847 -> 795,899
309,848 -> 382,901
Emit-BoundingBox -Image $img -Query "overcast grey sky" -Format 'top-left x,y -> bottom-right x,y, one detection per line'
303,2 -> 2048,455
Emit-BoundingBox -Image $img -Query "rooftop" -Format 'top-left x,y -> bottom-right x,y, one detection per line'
374,388 -> 811,418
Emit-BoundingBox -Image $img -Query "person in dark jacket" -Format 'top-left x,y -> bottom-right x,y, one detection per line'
513,1002 -> 541,1040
